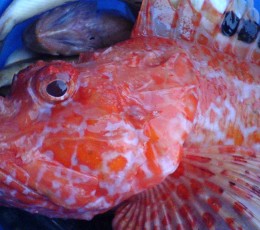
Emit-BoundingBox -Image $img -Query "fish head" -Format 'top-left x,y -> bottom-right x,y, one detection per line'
23,1 -> 133,56
0,37 -> 198,219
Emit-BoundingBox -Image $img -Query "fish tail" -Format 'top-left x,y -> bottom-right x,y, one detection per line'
113,145 -> 260,229
133,0 -> 260,65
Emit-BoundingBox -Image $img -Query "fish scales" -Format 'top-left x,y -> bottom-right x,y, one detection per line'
0,0 -> 259,229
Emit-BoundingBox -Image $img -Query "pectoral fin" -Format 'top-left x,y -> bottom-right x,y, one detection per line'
113,145 -> 260,229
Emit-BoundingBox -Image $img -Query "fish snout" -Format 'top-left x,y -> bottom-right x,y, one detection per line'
23,22 -> 55,55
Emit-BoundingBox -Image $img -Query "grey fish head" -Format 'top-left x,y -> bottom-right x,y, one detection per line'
23,1 -> 133,56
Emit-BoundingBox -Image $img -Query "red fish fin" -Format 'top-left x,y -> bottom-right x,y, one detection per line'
113,145 -> 260,229
133,0 -> 260,65
23,159 -> 98,209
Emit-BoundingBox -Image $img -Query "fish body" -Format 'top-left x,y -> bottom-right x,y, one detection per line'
23,1 -> 134,56
0,0 -> 77,41
0,0 -> 259,229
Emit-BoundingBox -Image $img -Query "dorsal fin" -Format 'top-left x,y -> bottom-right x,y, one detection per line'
132,0 -> 260,65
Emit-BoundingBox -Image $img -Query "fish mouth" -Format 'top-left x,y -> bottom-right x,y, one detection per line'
22,158 -> 99,209
0,157 -> 101,219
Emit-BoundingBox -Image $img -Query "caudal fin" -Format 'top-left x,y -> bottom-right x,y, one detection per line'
133,0 -> 260,65
113,145 -> 260,229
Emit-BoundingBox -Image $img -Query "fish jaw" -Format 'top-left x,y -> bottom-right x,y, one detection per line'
0,37 -> 198,218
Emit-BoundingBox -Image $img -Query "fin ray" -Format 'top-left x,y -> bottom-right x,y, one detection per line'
113,145 -> 260,229
133,0 -> 260,64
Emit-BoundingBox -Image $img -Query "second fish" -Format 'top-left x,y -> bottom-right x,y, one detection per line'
23,1 -> 134,56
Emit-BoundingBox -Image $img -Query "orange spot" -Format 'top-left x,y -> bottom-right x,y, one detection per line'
248,131 -> 260,144
202,0 -> 222,24
108,156 -> 127,172
239,63 -> 254,83
197,34 -> 209,46
252,51 -> 260,65
64,113 -> 83,126
145,123 -> 159,142
183,94 -> 198,121
208,57 -> 220,68
77,143 -> 102,170
226,124 -> 244,146
145,141 -> 162,176
86,119 -> 98,125
42,139 -> 75,167
152,74 -> 164,85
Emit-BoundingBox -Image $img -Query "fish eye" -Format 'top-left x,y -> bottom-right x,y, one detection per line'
30,61 -> 78,103
38,75 -> 73,102
46,80 -> 68,97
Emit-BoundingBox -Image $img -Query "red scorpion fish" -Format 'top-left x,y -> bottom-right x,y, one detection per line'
0,0 -> 259,229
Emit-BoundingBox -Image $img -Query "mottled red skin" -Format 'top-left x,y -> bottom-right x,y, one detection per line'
0,0 -> 259,228
0,37 -> 197,219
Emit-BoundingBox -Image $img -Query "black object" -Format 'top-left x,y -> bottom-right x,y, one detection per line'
0,85 -> 10,97
238,20 -> 259,43
221,11 -> 240,37
0,206 -> 114,230
46,80 -> 68,97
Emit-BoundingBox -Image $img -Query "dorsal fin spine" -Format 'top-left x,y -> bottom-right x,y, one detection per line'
132,0 -> 260,65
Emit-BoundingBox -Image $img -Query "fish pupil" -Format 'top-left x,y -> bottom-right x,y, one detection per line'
46,80 -> 68,97
221,11 -> 240,37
